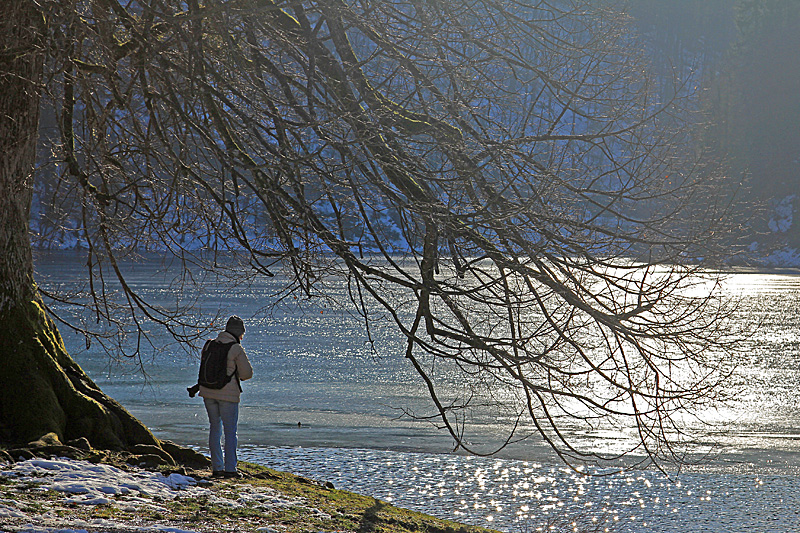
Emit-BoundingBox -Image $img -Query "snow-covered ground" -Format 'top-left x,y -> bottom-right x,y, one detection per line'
0,457 -> 315,533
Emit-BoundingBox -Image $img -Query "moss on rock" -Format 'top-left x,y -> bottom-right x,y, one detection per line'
0,296 -> 159,450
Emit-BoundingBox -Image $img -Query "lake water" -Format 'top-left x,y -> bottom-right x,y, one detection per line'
35,253 -> 800,532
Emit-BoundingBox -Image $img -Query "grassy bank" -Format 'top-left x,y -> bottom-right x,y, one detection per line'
177,461 -> 502,533
0,451 -> 501,533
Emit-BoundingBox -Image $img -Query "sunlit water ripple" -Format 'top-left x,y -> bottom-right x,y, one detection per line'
238,446 -> 800,532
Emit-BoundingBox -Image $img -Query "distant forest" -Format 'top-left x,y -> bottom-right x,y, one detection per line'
629,0 -> 800,256
33,0 -> 800,260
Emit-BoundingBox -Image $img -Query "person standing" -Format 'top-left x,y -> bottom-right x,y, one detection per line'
199,315 -> 253,478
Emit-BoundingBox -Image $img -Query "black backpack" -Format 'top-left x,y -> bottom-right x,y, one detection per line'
187,339 -> 241,397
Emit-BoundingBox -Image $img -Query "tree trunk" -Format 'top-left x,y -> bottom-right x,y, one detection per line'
0,0 -> 158,450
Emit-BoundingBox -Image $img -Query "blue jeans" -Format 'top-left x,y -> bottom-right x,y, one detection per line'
203,398 -> 239,472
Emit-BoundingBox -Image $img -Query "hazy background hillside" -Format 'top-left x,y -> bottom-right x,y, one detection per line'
630,0 -> 800,264
32,0 -> 800,265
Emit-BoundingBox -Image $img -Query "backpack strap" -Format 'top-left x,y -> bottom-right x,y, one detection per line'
215,339 -> 243,392
233,365 -> 243,393
228,337 -> 243,392
200,338 -> 214,358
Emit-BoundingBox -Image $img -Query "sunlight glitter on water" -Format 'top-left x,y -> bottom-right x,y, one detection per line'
240,446 -> 800,532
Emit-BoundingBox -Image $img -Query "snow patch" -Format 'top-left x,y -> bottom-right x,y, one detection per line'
759,247 -> 800,267
1,458 -> 202,502
0,457 -> 329,533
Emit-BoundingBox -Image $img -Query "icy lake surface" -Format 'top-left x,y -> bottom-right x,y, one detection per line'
37,253 -> 800,532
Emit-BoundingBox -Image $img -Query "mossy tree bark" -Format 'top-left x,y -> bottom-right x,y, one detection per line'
0,0 -> 158,450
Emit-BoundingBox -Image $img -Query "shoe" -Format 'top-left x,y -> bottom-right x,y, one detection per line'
223,470 -> 243,479
211,470 -> 226,478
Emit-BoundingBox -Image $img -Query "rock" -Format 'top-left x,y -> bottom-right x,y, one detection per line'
163,466 -> 188,476
87,450 -> 110,463
294,475 -> 334,489
27,432 -> 62,448
127,453 -> 172,468
158,440 -> 211,468
8,449 -> 35,461
66,437 -> 92,451
3,433 -> 88,462
27,444 -> 86,459
129,444 -> 176,466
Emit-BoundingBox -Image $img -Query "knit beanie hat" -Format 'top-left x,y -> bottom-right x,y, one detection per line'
225,315 -> 245,338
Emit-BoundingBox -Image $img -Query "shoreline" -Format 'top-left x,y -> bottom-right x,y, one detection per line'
5,441 -> 800,533
0,447 -> 501,533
